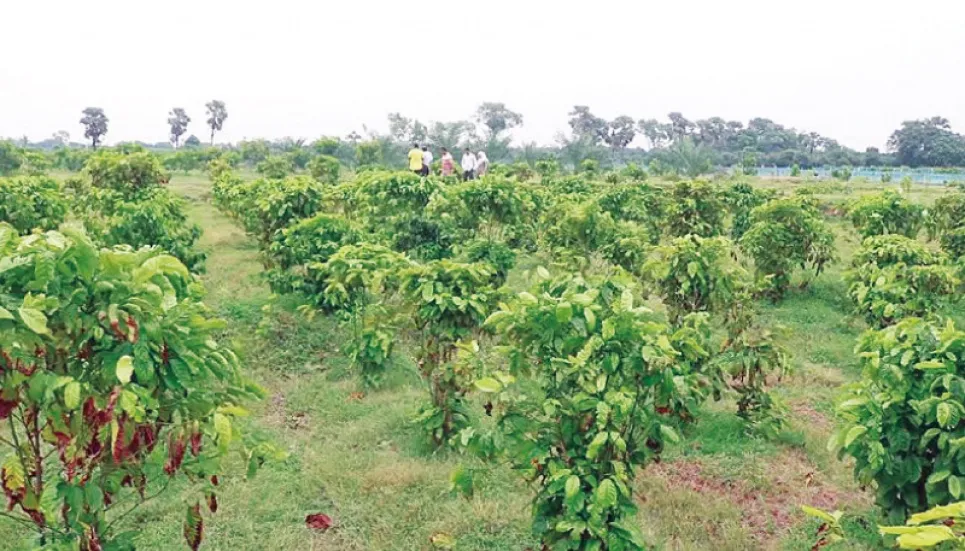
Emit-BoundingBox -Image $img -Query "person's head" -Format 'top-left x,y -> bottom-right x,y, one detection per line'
412,142 -> 419,149
441,147 -> 448,154
422,145 -> 427,152
464,147 -> 471,153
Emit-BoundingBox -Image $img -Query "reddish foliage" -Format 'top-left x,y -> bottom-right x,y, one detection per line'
1,468 -> 24,511
165,434 -> 186,475
207,493 -> 218,513
305,512 -> 333,532
183,503 -> 204,551
0,398 -> 18,420
190,431 -> 202,457
125,316 -> 140,343
81,526 -> 103,551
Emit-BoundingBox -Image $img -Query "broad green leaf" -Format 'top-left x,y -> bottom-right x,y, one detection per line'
893,526 -> 956,549
18,307 -> 48,335
555,302 -> 573,323
937,402 -> 956,428
594,478 -> 618,509
115,356 -> 134,384
660,424 -> 680,444
801,505 -> 839,524
473,377 -> 502,393
565,475 -> 580,499
950,475 -> 962,499
844,426 -> 867,447
0,307 -> 13,321
63,382 -> 81,410
908,502 -> 965,525
586,432 -> 608,459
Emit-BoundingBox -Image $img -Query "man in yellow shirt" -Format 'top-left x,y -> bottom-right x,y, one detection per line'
408,143 -> 423,174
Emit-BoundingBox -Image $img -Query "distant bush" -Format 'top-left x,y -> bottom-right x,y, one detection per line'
308,155 -> 340,185
848,190 -> 924,239
0,175 -> 69,235
845,235 -> 957,327
666,180 -> 725,238
256,155 -> 295,179
740,195 -> 835,299
84,151 -> 168,198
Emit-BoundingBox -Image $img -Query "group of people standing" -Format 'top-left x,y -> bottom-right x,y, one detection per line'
408,143 -> 488,181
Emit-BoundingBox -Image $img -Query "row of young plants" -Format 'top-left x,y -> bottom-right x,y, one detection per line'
211,164 -> 850,548
0,152 -> 281,549
797,187 -> 965,547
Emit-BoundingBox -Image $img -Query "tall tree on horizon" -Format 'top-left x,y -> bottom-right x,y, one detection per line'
79,107 -> 108,149
167,108 -> 191,148
205,100 -> 228,145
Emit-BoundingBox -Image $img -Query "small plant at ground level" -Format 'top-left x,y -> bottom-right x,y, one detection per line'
665,180 -> 726,238
740,195 -> 835,299
901,176 -> 914,194
0,176 -> 69,235
881,171 -> 893,183
718,300 -> 789,438
801,506 -> 846,549
399,261 -> 497,447
0,224 -> 277,550
845,235 -> 958,327
474,272 -> 703,550
345,306 -> 397,389
831,166 -> 853,181
308,155 -> 340,185
641,235 -> 745,325
790,164 -> 801,177
848,190 -> 924,239
879,501 -> 965,549
831,318 -> 965,519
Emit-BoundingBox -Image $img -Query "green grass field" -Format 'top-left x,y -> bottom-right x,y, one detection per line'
5,172 -> 943,550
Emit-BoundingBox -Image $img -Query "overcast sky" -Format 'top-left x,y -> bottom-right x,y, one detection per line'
2,0 -> 962,149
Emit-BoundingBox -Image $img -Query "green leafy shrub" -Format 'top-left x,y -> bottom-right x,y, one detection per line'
237,176 -> 327,252
80,186 -> 206,273
718,301 -> 789,437
831,167 -> 853,181
545,175 -> 597,198
308,155 -> 340,185
305,243 -> 412,313
0,176 -> 69,235
427,176 -> 527,243
620,163 -> 647,182
740,195 -> 836,299
579,159 -> 600,175
666,180 -> 726,238
848,190 -> 924,239
722,182 -> 773,240
790,164 -> 801,177
0,141 -> 23,175
399,261 -> 497,446
255,156 -> 294,180
84,151 -> 169,198
642,235 -> 744,325
476,273 -> 704,550
545,201 -> 619,266
0,224 -> 275,550
927,193 -> 965,258
266,213 -> 360,295
460,239 -> 516,285
845,235 -> 957,327
832,318 -> 965,518
355,140 -> 383,167
535,158 -> 560,179
596,183 -> 666,244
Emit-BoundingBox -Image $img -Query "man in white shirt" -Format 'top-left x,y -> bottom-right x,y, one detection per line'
461,148 -> 476,181
421,145 -> 433,176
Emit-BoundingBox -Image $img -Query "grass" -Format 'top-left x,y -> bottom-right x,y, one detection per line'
4,171 -> 932,550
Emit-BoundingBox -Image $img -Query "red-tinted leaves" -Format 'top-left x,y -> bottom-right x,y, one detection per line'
207,493 -> 218,513
80,526 -> 102,551
305,512 -> 333,532
165,434 -> 187,475
1,468 -> 24,511
183,503 -> 204,551
190,432 -> 202,457
0,398 -> 18,420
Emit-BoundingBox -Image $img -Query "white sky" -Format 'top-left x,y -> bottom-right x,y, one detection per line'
2,0 -> 963,149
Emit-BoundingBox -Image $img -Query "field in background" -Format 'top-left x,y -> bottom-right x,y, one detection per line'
6,171 -> 952,550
